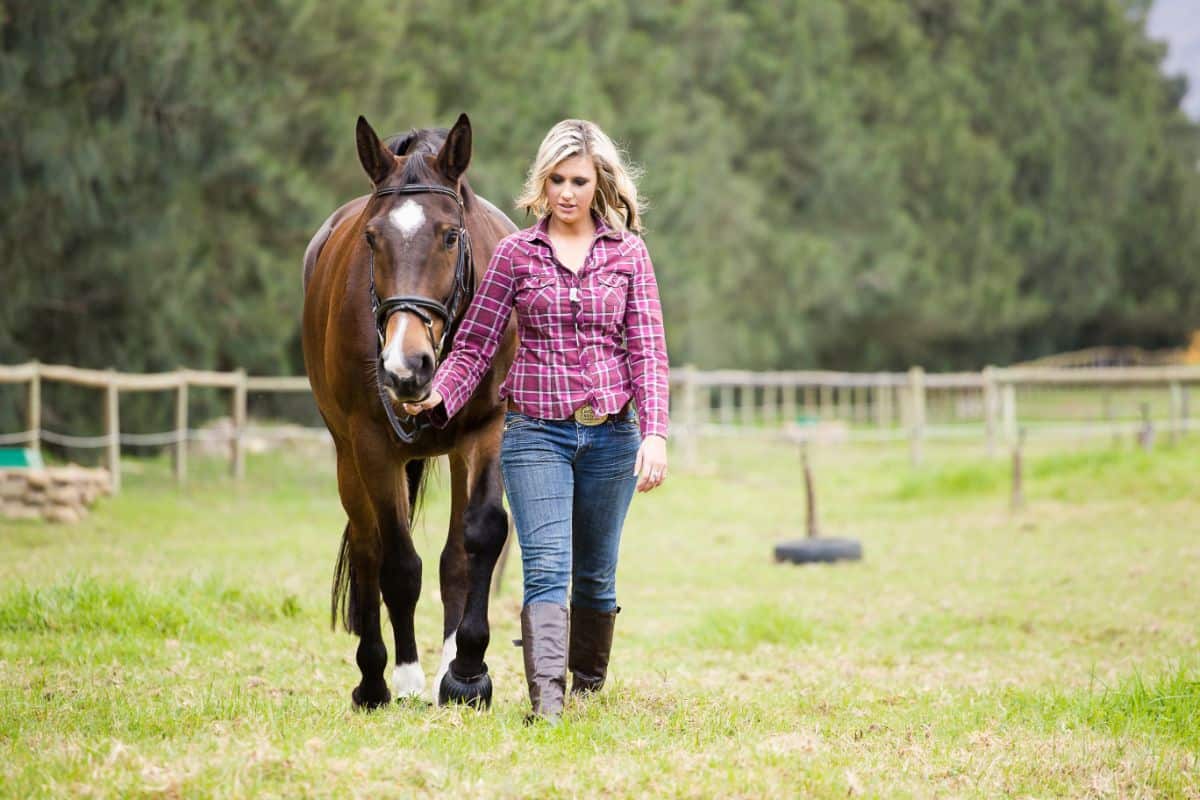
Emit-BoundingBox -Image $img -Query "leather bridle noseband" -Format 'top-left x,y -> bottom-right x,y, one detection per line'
368,183 -> 475,443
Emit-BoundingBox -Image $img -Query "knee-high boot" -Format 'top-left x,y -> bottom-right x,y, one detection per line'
569,605 -> 619,695
520,602 -> 568,721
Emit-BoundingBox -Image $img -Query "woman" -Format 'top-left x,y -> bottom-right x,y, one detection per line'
402,119 -> 669,721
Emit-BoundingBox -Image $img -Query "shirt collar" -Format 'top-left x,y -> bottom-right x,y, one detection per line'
521,211 -> 624,245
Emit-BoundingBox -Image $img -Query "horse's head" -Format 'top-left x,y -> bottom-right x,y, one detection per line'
355,114 -> 473,404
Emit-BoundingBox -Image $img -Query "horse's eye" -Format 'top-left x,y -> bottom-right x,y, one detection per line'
364,230 -> 377,249
443,229 -> 459,249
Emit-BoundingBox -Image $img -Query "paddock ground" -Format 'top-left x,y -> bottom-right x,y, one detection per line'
1,437 -> 1197,798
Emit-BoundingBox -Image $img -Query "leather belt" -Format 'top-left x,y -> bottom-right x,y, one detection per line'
572,405 -> 608,426
511,401 -> 633,426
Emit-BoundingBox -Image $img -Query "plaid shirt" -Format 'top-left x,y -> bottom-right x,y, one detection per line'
429,213 -> 669,439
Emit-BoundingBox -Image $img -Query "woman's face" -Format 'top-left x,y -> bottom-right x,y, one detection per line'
545,154 -> 597,228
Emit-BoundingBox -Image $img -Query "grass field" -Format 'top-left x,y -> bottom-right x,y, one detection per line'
1,436 -> 1198,798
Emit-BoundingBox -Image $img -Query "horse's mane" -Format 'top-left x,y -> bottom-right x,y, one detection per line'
384,128 -> 475,210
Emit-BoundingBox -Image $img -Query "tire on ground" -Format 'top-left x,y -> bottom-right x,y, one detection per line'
773,537 -> 862,564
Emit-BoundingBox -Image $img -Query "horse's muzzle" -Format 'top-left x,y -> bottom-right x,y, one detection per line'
382,356 -> 434,404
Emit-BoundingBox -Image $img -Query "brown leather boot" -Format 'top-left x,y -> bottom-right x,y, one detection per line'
569,605 -> 619,695
520,603 -> 568,721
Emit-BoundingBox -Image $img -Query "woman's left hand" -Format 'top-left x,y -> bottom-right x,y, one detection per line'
634,435 -> 668,493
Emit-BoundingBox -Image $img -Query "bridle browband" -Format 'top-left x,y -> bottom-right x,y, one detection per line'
368,182 -> 476,444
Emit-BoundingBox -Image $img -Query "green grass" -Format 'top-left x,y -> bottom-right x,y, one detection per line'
1,437 -> 1198,797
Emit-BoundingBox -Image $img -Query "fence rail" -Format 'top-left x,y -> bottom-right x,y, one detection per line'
2,361 -> 1198,492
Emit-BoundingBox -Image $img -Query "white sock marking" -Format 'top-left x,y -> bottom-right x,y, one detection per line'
392,661 -> 425,699
432,632 -> 457,703
389,200 -> 425,240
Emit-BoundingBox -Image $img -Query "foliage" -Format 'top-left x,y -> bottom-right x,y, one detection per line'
2,0 -> 1198,400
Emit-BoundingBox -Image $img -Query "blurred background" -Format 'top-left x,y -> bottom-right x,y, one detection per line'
2,0 -> 1199,443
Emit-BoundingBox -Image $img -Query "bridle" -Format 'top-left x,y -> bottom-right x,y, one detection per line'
368,183 -> 476,443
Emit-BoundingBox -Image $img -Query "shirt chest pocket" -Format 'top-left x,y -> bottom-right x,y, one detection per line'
586,271 -> 631,329
515,274 -> 558,328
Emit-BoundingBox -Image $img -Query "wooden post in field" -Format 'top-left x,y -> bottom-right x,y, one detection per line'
1169,382 -> 1183,445
762,381 -> 777,427
1010,428 -> 1025,512
982,366 -> 998,458
27,361 -> 40,454
908,366 -> 925,466
1001,382 -> 1017,446
175,374 -> 188,486
105,371 -> 121,494
681,365 -> 698,467
802,443 -> 820,538
231,369 -> 247,479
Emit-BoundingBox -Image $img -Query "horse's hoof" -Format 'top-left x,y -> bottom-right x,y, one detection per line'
437,666 -> 492,709
352,682 -> 392,711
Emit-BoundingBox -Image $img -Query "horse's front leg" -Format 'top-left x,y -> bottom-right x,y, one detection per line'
438,433 -> 508,708
334,448 -> 392,710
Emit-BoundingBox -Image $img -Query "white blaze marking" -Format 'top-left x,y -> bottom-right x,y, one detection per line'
432,632 -> 457,703
389,200 -> 425,240
381,315 -> 413,378
392,661 -> 425,699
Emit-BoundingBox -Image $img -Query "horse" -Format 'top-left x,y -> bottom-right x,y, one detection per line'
302,114 -> 516,709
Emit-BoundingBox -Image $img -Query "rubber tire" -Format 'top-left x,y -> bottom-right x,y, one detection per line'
774,537 -> 862,564
437,667 -> 493,710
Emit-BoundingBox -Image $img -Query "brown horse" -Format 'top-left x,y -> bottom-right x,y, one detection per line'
302,114 -> 516,709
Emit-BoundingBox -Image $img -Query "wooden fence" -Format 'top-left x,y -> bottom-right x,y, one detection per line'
2,361 -> 1197,492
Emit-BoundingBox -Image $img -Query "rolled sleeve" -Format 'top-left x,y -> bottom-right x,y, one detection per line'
623,238 -> 670,439
427,238 -> 517,426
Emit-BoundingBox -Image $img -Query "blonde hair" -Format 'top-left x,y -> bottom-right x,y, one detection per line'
515,119 -> 644,234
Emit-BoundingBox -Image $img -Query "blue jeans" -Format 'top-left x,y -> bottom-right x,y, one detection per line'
499,410 -> 640,611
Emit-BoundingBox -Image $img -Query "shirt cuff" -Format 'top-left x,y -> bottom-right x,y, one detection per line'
640,419 -> 669,440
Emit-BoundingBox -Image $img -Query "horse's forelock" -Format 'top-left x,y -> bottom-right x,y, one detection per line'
382,127 -> 474,209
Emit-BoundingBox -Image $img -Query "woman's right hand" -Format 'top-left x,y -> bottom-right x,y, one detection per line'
402,389 -> 443,416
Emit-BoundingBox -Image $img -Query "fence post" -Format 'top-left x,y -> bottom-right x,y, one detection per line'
873,374 -> 889,428
105,371 -> 121,494
231,369 -> 247,479
681,365 -> 698,467
27,361 -> 41,454
175,374 -> 188,486
1183,384 -> 1191,437
763,380 -> 777,427
719,385 -> 733,427
740,382 -> 755,428
782,380 -> 796,426
1002,381 -> 1017,446
908,366 -> 925,466
820,384 -> 833,419
1169,382 -> 1183,444
982,365 -> 997,458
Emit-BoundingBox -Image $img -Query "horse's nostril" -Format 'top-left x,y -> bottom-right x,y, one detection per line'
419,353 -> 434,377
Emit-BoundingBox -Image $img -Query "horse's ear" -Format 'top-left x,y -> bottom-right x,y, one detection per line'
356,116 -> 394,186
436,113 -> 472,183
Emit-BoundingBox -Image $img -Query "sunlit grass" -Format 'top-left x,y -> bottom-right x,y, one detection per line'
1,437 -> 1197,797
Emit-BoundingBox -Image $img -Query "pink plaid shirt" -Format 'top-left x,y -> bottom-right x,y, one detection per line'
428,213 -> 669,439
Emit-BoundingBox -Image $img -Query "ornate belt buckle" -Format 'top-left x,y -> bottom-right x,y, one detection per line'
573,404 -> 607,426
